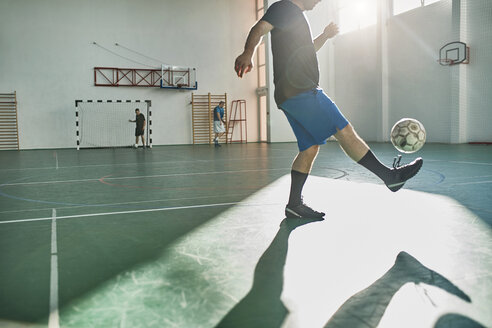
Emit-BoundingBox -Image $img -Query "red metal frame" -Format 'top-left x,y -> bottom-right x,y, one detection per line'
226,100 -> 247,144
94,67 -> 193,88
94,67 -> 161,87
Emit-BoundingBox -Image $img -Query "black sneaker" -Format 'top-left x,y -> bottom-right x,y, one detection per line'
385,155 -> 423,192
285,200 -> 325,219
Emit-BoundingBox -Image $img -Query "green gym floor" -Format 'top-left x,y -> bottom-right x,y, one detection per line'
0,142 -> 491,328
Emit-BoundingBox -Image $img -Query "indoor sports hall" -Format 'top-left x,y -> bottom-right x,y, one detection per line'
0,1 -> 491,328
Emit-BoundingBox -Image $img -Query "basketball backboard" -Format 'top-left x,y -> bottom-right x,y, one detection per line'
161,65 -> 197,90
438,41 -> 470,66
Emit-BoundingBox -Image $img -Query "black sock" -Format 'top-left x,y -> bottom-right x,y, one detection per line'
357,150 -> 391,182
288,170 -> 308,206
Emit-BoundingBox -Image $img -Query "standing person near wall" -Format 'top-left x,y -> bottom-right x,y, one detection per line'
213,101 -> 226,147
129,108 -> 146,148
234,0 -> 423,219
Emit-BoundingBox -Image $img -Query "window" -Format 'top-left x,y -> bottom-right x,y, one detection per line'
338,0 -> 377,34
256,2 -> 267,88
393,0 -> 443,16
256,0 -> 268,142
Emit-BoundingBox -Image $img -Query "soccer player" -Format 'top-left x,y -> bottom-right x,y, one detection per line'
213,101 -> 226,147
234,0 -> 423,219
129,108 -> 146,148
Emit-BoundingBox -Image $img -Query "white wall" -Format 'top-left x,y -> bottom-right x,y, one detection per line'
333,26 -> 381,141
266,0 -> 491,144
463,0 -> 492,142
0,0 -> 258,149
387,0 -> 454,143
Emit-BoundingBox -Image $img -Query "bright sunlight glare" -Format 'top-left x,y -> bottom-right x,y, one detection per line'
339,0 -> 377,34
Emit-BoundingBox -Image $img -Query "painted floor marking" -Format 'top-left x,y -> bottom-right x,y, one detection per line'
0,168 -> 290,187
48,208 -> 60,328
452,180 -> 492,186
0,154 -> 294,172
0,192 -> 253,215
0,202 -> 242,225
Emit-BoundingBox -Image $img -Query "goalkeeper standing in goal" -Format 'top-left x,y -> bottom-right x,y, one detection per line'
129,108 -> 146,148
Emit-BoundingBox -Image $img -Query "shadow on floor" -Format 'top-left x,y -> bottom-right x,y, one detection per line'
324,251 -> 471,328
215,217 -> 323,328
215,224 -> 473,328
434,313 -> 486,328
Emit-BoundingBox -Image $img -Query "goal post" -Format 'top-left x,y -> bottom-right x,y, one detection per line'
75,99 -> 152,150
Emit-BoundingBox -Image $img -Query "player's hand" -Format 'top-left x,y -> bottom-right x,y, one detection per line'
234,52 -> 253,78
323,22 -> 339,39
128,119 -> 132,122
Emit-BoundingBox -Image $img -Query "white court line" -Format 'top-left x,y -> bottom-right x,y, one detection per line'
451,180 -> 492,186
0,192 -> 253,215
48,209 -> 60,328
0,155 -> 294,172
447,160 -> 492,166
424,159 -> 492,166
54,151 -> 59,170
445,174 -> 492,180
0,168 -> 290,187
0,202 -> 241,225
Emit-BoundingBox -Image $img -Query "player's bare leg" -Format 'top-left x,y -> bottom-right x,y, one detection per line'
292,144 -> 320,173
335,123 -> 423,192
141,135 -> 145,147
334,124 -> 369,162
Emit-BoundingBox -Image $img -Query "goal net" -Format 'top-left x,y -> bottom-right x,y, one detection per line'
75,100 -> 152,149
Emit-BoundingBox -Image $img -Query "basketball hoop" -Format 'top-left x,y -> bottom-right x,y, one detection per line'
438,41 -> 470,66
437,58 -> 455,66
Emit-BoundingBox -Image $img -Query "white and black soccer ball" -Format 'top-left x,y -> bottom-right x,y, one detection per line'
390,118 -> 426,153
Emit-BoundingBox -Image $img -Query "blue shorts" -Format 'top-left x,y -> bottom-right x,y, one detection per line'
279,88 -> 349,152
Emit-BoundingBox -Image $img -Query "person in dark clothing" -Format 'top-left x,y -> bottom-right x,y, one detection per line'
129,108 -> 146,148
234,0 -> 423,219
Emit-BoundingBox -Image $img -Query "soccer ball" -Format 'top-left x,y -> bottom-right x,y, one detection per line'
390,118 -> 426,153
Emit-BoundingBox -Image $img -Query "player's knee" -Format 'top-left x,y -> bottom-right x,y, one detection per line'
302,144 -> 320,158
336,124 -> 357,140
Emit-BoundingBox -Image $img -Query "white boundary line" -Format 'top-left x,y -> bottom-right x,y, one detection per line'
0,202 -> 240,225
0,154 -> 294,172
0,168 -> 290,187
0,192 -> 252,215
452,180 -> 492,186
48,209 -> 60,328
54,151 -> 59,170
424,159 -> 492,166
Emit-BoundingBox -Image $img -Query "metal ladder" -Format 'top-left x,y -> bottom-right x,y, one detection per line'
226,100 -> 247,144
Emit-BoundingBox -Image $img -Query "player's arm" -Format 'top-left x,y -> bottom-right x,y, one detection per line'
313,22 -> 339,52
234,20 -> 273,78
142,118 -> 146,131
